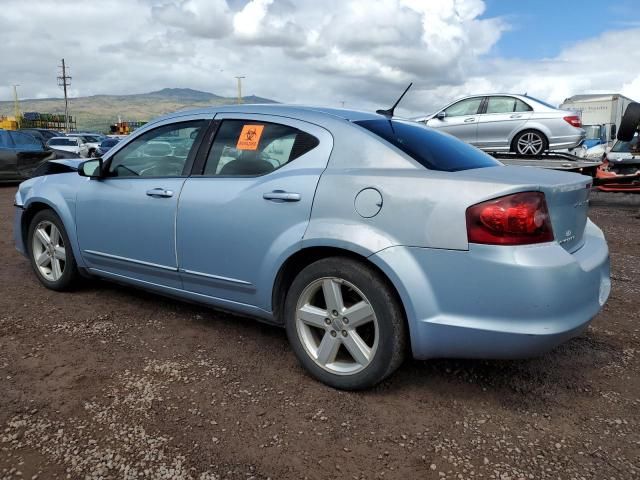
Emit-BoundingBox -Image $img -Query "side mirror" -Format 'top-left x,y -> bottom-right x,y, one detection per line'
436,111 -> 446,120
78,158 -> 103,178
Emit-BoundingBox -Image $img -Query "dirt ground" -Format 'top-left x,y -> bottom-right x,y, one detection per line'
0,185 -> 638,480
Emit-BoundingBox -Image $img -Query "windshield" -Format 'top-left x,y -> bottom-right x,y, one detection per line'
583,125 -> 602,140
611,134 -> 639,153
355,119 -> 501,172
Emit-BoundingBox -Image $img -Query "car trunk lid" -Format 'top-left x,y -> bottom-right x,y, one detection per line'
458,165 -> 592,252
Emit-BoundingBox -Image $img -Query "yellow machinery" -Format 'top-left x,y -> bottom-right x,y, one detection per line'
0,116 -> 18,130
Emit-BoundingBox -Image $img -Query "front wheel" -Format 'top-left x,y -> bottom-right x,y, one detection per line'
28,210 -> 79,291
513,130 -> 547,155
285,257 -> 406,390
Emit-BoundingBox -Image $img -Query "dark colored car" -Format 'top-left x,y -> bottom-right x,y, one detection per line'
97,137 -> 120,156
18,128 -> 65,144
0,129 -> 55,182
596,133 -> 640,192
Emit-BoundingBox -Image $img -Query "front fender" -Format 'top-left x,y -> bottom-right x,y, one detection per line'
20,174 -> 85,269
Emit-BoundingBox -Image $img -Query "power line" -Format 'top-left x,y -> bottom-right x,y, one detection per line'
57,58 -> 72,132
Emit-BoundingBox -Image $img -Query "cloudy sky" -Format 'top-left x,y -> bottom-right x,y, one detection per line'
1,0 -> 639,116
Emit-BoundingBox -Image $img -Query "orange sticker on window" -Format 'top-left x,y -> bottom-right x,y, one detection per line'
236,124 -> 264,150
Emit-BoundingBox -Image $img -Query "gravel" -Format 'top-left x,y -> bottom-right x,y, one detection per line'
0,186 -> 638,479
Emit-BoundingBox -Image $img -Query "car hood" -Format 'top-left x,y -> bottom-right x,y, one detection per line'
49,158 -> 83,170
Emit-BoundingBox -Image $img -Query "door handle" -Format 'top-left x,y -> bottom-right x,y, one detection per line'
464,118 -> 476,123
146,188 -> 174,198
510,114 -> 523,118
263,190 -> 301,202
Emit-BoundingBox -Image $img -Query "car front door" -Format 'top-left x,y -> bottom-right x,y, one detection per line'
425,97 -> 483,144
76,118 -> 208,288
176,114 -> 333,312
476,96 -> 533,150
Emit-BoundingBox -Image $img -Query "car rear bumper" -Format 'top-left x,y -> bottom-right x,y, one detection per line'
596,162 -> 640,191
370,219 -> 610,360
548,134 -> 585,150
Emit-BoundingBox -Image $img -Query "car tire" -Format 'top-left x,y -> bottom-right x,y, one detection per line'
617,103 -> 640,142
27,209 -> 79,291
284,257 -> 407,390
512,130 -> 547,155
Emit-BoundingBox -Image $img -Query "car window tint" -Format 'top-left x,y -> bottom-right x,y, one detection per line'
514,99 -> 532,112
49,138 -> 76,146
10,131 -> 43,150
612,134 -> 639,152
0,131 -> 12,148
203,120 -> 319,176
485,97 -> 516,114
108,121 -> 204,178
444,98 -> 482,117
355,119 -> 501,172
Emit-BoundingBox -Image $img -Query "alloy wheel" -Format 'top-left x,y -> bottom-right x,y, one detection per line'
31,220 -> 66,282
295,277 -> 379,375
516,132 -> 544,155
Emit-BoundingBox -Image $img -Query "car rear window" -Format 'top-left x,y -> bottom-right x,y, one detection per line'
355,119 -> 501,172
611,134 -> 639,153
50,138 -> 76,146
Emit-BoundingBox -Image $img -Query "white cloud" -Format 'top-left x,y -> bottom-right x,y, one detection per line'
0,0 -> 639,118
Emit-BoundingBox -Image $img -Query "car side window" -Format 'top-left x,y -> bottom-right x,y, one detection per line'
9,131 -> 43,150
486,96 -> 533,114
444,98 -> 483,117
514,99 -> 533,112
203,120 -> 319,176
0,131 -> 12,148
108,121 -> 204,178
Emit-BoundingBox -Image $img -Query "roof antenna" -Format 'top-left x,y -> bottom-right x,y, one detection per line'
376,82 -> 413,117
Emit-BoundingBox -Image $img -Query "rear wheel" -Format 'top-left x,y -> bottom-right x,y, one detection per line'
513,130 -> 547,155
617,102 -> 640,142
285,257 -> 406,390
28,210 -> 79,291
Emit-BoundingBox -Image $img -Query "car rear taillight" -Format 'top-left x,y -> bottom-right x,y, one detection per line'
466,192 -> 554,245
563,115 -> 582,128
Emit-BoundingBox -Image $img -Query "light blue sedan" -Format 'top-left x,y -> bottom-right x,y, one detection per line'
13,105 -> 611,389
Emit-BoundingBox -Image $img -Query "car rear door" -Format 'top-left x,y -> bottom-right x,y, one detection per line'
76,118 -> 209,288
476,96 -> 533,150
425,97 -> 483,144
176,113 -> 333,312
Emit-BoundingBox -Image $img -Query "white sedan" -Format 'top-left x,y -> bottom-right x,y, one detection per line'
46,137 -> 89,158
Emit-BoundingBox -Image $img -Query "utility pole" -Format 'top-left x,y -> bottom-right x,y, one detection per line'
57,59 -> 72,132
12,84 -> 20,127
340,100 -> 346,108
234,75 -> 245,104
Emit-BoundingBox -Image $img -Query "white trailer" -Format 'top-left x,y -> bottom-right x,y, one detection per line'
560,94 -> 636,149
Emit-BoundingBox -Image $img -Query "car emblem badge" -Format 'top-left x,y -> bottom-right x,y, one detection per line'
565,230 -> 572,237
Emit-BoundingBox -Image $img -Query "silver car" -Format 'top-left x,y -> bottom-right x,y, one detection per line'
417,94 -> 586,155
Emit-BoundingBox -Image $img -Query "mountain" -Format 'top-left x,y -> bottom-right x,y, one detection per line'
0,88 -> 278,132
